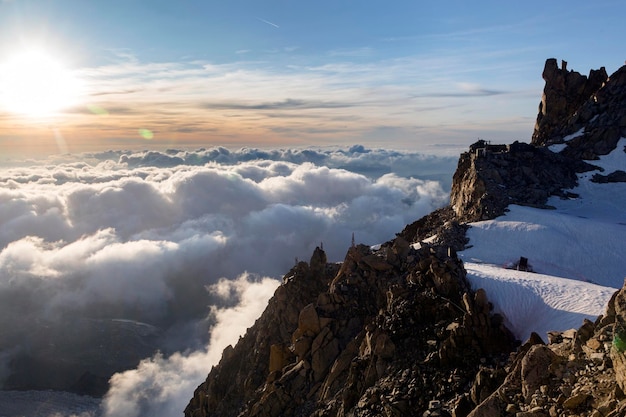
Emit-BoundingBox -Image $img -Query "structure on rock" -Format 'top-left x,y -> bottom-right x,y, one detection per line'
449,140 -> 592,222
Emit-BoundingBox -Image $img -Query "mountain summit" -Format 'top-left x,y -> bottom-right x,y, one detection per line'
184,59 -> 626,417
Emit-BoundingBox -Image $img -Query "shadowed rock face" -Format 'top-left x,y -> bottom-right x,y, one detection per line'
184,247 -> 337,417
184,242 -> 516,417
449,141 -> 593,222
533,58 -> 626,160
532,58 -> 608,147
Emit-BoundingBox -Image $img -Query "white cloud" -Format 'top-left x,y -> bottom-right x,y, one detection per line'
0,146 -> 453,412
101,273 -> 279,417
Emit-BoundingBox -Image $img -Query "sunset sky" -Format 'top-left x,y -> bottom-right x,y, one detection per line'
1,0 -> 625,157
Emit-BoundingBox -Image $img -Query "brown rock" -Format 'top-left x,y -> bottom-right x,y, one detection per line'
298,303 -> 321,335
373,332 -> 395,359
521,345 -> 557,401
311,327 -> 340,382
269,343 -> 291,374
532,58 -> 607,146
611,280 -> 626,393
562,392 -> 590,410
361,253 -> 393,271
449,140 -> 591,222
586,338 -> 602,351
515,412 -> 548,417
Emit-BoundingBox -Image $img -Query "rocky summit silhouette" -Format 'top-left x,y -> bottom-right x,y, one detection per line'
184,59 -> 626,417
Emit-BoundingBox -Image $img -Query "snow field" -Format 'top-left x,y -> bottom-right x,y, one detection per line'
460,138 -> 626,341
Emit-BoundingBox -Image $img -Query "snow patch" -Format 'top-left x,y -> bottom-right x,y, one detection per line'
465,262 -> 616,342
563,127 -> 585,142
548,143 -> 567,153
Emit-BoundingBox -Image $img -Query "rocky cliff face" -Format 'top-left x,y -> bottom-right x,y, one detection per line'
184,59 -> 626,417
185,241 -> 516,417
448,140 -> 593,222
532,58 -> 626,161
185,248 -> 338,417
532,58 -> 608,147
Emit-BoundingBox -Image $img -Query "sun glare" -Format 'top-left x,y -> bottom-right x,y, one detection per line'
0,48 -> 83,118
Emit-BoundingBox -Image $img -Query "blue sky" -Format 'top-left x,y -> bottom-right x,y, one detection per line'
0,0 -> 625,156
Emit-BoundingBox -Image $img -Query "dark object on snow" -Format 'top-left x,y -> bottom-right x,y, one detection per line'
517,257 -> 529,272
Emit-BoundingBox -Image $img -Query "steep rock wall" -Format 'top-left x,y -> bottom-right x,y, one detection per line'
556,64 -> 626,160
185,248 -> 338,417
532,58 -> 607,146
449,140 -> 591,223
533,59 -> 626,160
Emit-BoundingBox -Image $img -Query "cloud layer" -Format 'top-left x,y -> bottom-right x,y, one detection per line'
0,146 -> 453,415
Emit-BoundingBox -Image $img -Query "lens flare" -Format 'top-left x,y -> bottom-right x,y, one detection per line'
139,128 -> 154,140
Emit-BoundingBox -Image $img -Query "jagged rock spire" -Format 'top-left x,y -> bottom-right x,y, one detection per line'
532,58 -> 607,146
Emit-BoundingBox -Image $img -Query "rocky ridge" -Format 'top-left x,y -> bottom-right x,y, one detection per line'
186,241 -> 516,417
448,140 -> 594,223
184,59 -> 626,417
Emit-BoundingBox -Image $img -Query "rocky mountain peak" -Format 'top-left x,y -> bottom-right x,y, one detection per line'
184,58 -> 626,417
533,58 -> 626,160
449,59 -> 626,223
185,240 -> 516,417
532,58 -> 608,147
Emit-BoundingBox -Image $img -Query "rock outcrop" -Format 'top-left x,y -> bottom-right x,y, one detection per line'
532,58 -> 608,147
185,241 -> 516,417
557,63 -> 626,160
448,140 -> 594,222
533,58 -> 626,161
185,247 -> 338,417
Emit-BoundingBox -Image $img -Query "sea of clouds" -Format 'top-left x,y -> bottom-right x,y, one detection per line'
0,145 -> 457,417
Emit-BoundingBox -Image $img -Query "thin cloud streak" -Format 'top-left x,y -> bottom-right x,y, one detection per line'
199,98 -> 354,110
256,17 -> 279,28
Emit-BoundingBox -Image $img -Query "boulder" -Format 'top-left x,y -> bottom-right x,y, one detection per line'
520,345 -> 557,401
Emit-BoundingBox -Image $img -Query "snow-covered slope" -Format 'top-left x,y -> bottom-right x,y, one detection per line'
460,138 -> 626,342
464,263 -> 616,342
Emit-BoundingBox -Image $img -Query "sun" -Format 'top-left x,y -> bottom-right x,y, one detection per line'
0,48 -> 83,118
